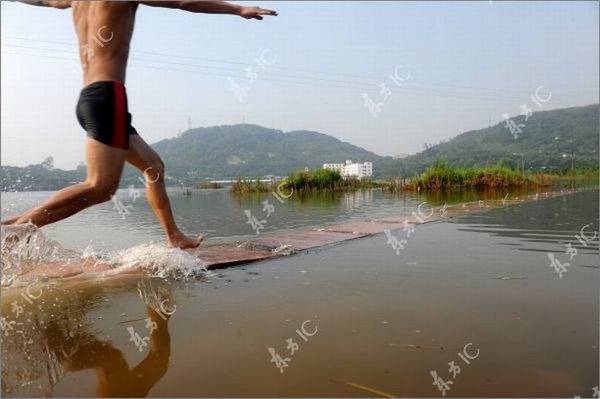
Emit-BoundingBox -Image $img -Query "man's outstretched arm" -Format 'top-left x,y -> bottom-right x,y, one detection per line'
139,1 -> 277,19
16,0 -> 70,8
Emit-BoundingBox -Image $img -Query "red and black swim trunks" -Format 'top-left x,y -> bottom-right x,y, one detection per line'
76,81 -> 138,150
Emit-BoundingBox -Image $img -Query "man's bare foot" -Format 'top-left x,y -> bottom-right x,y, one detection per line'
168,233 -> 204,249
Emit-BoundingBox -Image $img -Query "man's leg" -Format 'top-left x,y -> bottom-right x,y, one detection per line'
1,215 -> 20,225
10,138 -> 126,227
126,135 -> 202,249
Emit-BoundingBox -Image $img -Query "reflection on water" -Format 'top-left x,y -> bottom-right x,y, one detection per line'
1,278 -> 177,397
417,187 -> 536,205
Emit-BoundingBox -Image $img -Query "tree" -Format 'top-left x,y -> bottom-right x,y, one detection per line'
41,156 -> 54,170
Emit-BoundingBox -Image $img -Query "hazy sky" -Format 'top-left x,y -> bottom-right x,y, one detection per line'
1,1 -> 598,169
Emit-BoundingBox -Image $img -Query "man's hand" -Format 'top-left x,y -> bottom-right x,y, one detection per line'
141,1 -> 277,19
239,6 -> 277,20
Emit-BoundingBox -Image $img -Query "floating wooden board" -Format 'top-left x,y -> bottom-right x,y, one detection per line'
189,244 -> 278,269
321,221 -> 406,235
251,229 -> 368,252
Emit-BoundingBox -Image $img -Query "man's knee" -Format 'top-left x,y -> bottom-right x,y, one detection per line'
144,158 -> 165,184
86,180 -> 119,204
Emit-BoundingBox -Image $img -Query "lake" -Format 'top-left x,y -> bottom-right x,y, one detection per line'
0,188 -> 598,397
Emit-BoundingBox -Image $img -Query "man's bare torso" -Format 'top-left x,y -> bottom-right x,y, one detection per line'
72,1 -> 138,85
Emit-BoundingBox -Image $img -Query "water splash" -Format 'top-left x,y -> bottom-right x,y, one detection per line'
272,244 -> 295,256
110,243 -> 207,279
1,224 -> 207,287
1,223 -> 79,287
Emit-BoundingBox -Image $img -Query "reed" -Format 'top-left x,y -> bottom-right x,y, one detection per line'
230,177 -> 272,194
409,161 -> 534,190
283,169 -> 381,192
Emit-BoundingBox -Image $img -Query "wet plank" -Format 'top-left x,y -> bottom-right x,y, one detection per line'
373,215 -> 429,224
19,257 -> 118,278
189,244 -> 277,269
20,262 -> 85,279
321,221 -> 407,235
250,229 -> 368,252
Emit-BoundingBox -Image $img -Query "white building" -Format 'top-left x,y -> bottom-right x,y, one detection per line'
323,159 -> 373,180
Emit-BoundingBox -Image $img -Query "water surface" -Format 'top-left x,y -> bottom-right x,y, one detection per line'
1,189 -> 598,397
1,187 -> 549,251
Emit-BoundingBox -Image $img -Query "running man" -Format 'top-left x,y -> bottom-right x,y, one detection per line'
2,1 -> 277,248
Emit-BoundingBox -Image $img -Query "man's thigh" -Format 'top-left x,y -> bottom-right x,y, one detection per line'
85,137 -> 127,184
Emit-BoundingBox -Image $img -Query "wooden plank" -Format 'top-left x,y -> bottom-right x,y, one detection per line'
250,229 -> 368,252
19,258 -> 115,280
189,244 -> 277,269
321,221 -> 406,235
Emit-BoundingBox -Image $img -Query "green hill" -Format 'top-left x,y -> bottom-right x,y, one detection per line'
151,124 -> 383,180
0,162 -> 86,192
1,104 -> 597,191
381,104 -> 599,177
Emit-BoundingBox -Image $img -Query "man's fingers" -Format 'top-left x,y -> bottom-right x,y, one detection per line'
259,8 -> 278,16
242,6 -> 277,20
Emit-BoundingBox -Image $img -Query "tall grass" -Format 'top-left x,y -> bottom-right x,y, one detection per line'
283,169 -> 380,192
410,161 -> 534,190
230,177 -> 272,194
229,164 -> 598,194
